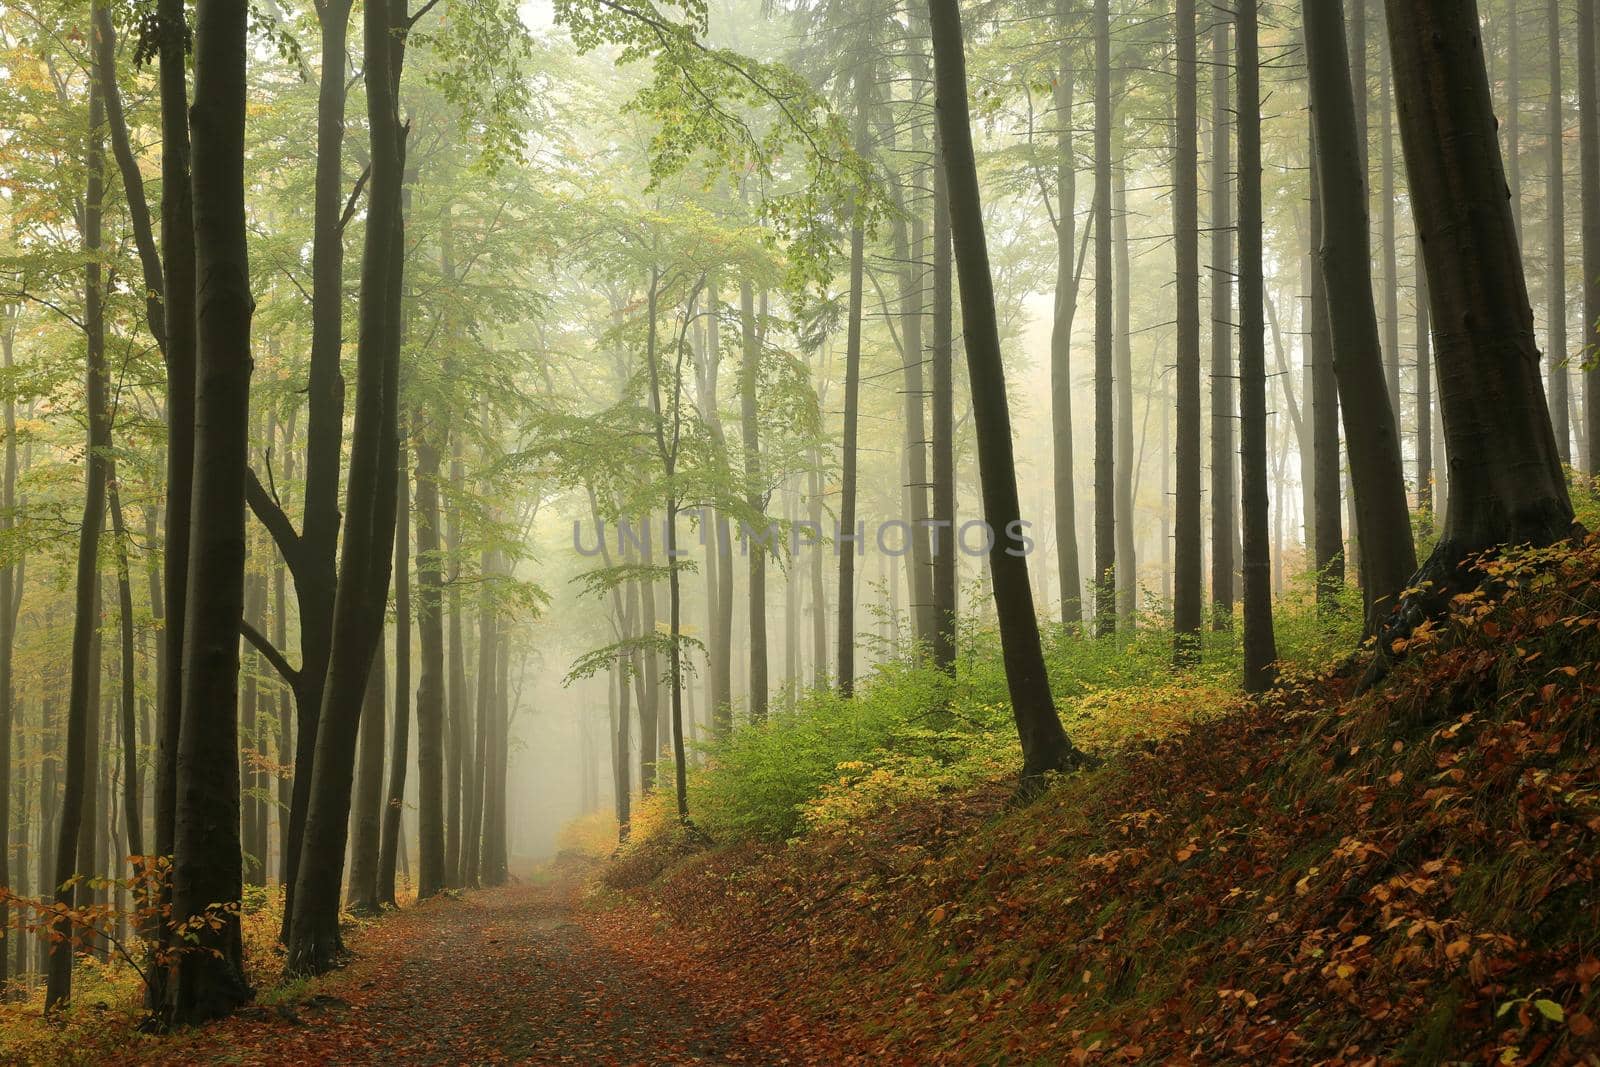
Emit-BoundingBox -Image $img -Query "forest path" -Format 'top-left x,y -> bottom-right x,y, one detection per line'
181,861 -> 836,1066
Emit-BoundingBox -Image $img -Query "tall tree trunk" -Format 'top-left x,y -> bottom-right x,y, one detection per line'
837,65 -> 871,695
166,0 -> 256,1016
1308,126 -> 1344,604
1112,123 -> 1136,626
1508,0 -> 1523,241
345,642 -> 385,913
377,434 -> 411,906
1417,239 -> 1434,520
150,0 -> 196,1006
807,458 -> 827,688
445,428 -> 465,888
1303,0 -> 1418,632
930,136 -> 958,674
1548,0 -> 1570,464
1173,0 -> 1203,660
271,0 -> 355,944
1384,0 -> 1574,573
1092,0 -> 1116,636
464,547 -> 495,886
1209,17 -> 1236,628
1052,0 -> 1084,627
739,281 -> 768,720
1582,0 -> 1600,472
0,287 -> 18,989
928,0 -> 1090,780
287,0 -> 405,971
413,422 -> 446,896
1379,21 -> 1401,414
46,81 -> 109,1012
239,571 -> 262,885
1236,0 -> 1277,692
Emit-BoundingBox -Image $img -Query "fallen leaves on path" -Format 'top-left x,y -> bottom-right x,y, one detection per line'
169,861 -> 853,1066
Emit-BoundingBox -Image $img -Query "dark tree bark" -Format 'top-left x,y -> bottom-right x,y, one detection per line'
272,422 -> 294,886
445,427 -> 466,888
1383,0 -> 1574,572
1209,17 -> 1236,629
46,81 -> 109,1012
150,0 -> 195,1008
1173,0 -> 1203,660
1092,0 -> 1116,636
929,137 -> 957,674
1051,0 -> 1084,627
1417,238 -> 1433,518
345,641 -> 386,913
1303,0 -> 1417,632
1236,0 -> 1277,692
807,458 -> 828,687
287,0 -> 406,971
1548,0 -> 1570,464
739,280 -> 768,720
260,0 -> 353,943
0,285 -> 19,989
1507,0 -> 1523,240
239,571 -> 263,885
377,434 -> 411,906
1112,125 -> 1136,626
1379,14 -> 1401,412
929,0 -> 1091,781
166,0 -> 256,1017
1582,0 -> 1600,473
464,546 -> 495,885
837,63 -> 872,696
1308,126 -> 1345,604
413,422 -> 446,897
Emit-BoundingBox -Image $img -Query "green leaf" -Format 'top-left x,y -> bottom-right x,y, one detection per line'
1534,999 -> 1565,1023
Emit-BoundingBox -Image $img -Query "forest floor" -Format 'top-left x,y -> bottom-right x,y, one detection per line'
161,859 -> 842,1066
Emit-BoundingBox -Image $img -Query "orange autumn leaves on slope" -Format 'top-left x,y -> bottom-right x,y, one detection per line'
602,537 -> 1600,1064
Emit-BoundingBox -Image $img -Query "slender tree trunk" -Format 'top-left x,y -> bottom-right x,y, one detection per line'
377,434 -> 410,906
1583,0 -> 1600,472
1303,0 -> 1418,632
273,0 -> 355,943
929,0 -> 1090,780
345,641 -> 385,913
1308,127 -> 1345,604
806,458 -> 827,688
445,429 -> 465,888
150,0 -> 196,1007
0,292 -> 17,989
1210,17 -> 1236,628
463,547 -> 494,886
46,82 -> 109,1012
1417,239 -> 1434,520
739,280 -> 768,720
1092,0 -> 1116,636
1379,13 -> 1401,412
1236,0 -> 1277,692
1508,0 -> 1523,241
239,571 -> 263,885
1173,0 -> 1202,660
413,420 -> 447,894
1549,0 -> 1570,464
166,0 -> 256,1015
286,0 -> 405,971
1052,0 -> 1083,627
1112,124 -> 1136,626
837,66 -> 872,695
930,136 -> 958,674
1384,0 -> 1574,573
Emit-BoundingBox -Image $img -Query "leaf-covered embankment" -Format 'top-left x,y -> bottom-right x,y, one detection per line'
590,539 -> 1600,1063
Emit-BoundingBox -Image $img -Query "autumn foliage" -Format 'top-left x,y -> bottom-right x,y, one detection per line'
596,536 -> 1600,1063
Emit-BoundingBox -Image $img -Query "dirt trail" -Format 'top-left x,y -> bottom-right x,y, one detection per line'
175,864 -> 841,1066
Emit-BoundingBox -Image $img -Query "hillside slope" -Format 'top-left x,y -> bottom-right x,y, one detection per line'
593,541 -> 1600,1064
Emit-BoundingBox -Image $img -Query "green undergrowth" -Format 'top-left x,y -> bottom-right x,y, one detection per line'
590,534 -> 1600,1063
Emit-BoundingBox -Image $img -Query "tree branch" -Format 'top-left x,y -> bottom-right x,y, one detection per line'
245,467 -> 303,574
240,617 -> 301,690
